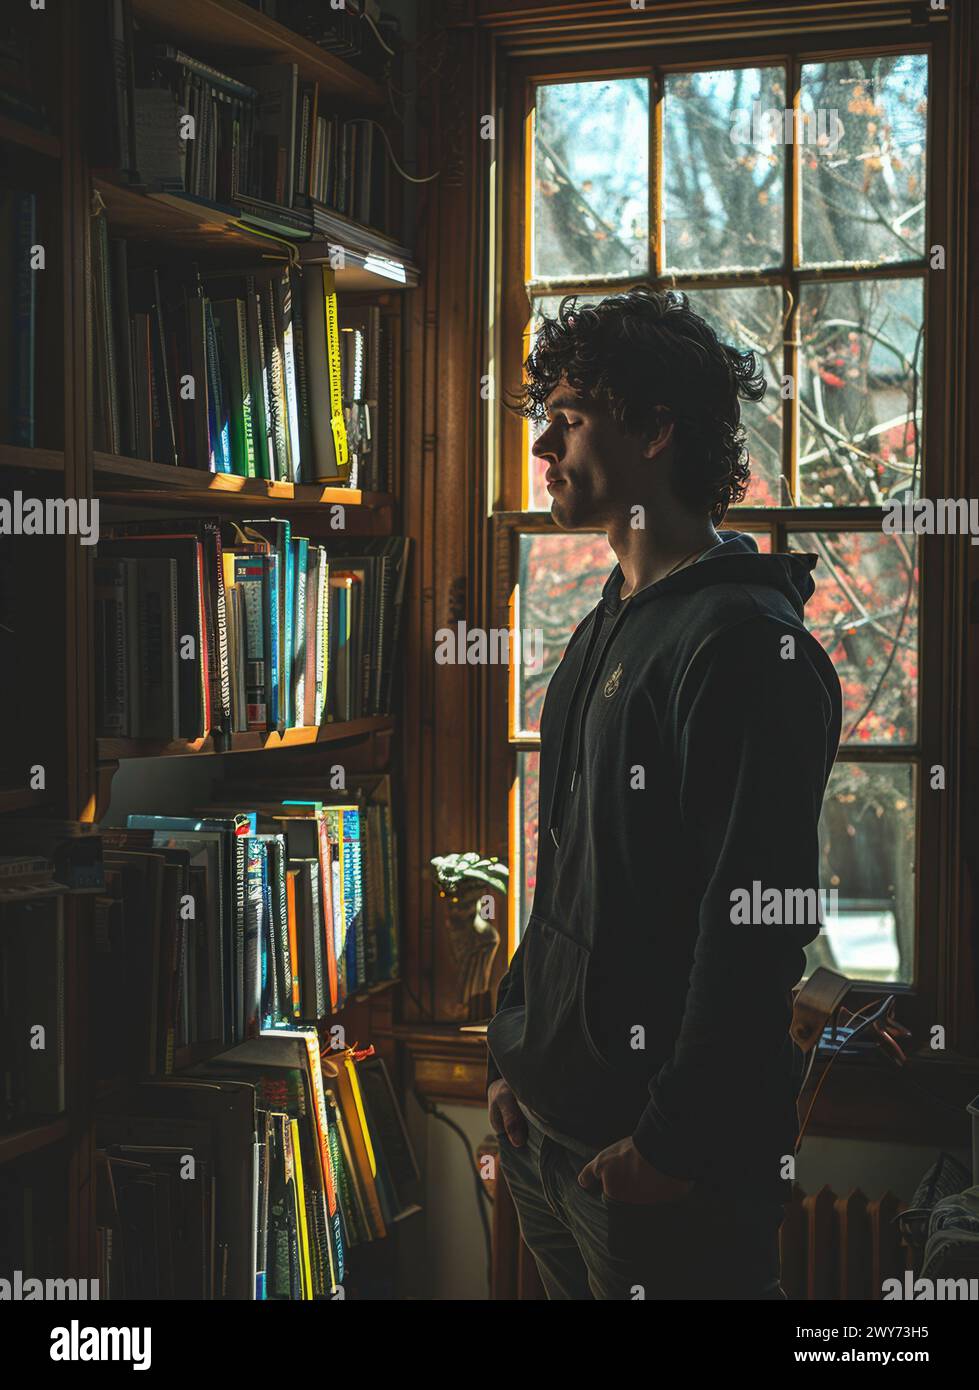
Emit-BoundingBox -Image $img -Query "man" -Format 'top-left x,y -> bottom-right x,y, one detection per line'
486,288 -> 842,1300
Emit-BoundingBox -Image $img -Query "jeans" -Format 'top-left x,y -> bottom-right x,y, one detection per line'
497,1117 -> 787,1301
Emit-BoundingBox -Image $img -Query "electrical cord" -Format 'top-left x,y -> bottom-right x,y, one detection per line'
345,1 -> 397,57
415,1093 -> 494,1292
360,118 -> 440,185
796,995 -> 901,1149
796,991 -> 971,1150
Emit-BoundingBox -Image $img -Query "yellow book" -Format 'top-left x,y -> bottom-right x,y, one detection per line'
321,268 -> 349,473
289,1117 -> 314,1299
299,1029 -> 341,1294
222,551 -> 237,594
344,1055 -> 377,1178
326,1049 -> 386,1239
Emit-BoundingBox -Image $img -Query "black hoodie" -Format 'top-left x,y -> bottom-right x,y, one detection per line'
486,532 -> 842,1198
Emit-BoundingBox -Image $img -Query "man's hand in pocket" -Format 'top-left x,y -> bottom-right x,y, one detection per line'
488,1079 -> 528,1148
578,1137 -> 693,1204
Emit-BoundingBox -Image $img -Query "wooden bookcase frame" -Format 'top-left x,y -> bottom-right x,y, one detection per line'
0,0 -> 417,1284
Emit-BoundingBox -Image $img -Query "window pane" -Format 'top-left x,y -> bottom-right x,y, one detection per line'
532,79 -> 649,282
806,761 -> 915,984
792,530 -> 918,744
800,55 -> 927,268
686,286 -> 784,506
797,277 -> 923,506
526,288 -> 785,509
664,67 -> 785,273
515,750 -> 540,940
515,532 -> 610,736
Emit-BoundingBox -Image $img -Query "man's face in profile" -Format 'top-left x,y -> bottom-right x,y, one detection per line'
532,385 -> 636,531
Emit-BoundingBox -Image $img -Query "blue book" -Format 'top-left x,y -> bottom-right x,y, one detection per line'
259,839 -> 272,1028
241,521 -> 292,730
293,537 -> 308,724
341,808 -> 364,994
244,838 -> 267,1039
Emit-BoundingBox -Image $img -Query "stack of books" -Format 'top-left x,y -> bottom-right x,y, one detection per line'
0,855 -> 57,901
95,777 -> 400,1078
94,5 -> 396,234
91,227 -> 397,487
94,524 -> 410,740
276,1 -> 403,82
95,1034 -> 419,1299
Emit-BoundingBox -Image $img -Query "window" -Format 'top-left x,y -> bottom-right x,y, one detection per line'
492,40 -> 937,1001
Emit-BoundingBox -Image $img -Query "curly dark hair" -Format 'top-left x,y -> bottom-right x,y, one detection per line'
512,287 -> 767,522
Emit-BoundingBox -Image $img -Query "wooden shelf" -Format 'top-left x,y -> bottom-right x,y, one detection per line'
98,715 -> 394,762
131,0 -> 385,109
0,444 -> 65,474
94,177 -> 286,260
94,179 -> 418,289
300,238 -> 420,290
94,453 -> 396,523
0,114 -> 61,160
0,1118 -> 69,1166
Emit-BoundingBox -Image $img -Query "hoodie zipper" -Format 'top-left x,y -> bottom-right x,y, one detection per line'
548,598 -> 632,849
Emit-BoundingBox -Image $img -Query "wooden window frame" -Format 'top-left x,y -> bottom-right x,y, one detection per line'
479,4 -> 975,1124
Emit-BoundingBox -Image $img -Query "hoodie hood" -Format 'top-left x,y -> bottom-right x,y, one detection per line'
602,530 -> 818,622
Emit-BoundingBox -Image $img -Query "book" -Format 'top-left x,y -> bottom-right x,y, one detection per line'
99,533 -> 210,740
212,299 -> 257,477
300,264 -> 349,481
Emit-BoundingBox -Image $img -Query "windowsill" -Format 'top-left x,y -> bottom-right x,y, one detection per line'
396,1023 -> 979,1146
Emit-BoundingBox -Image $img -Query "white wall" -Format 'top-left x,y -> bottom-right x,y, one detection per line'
400,1095 -> 493,1300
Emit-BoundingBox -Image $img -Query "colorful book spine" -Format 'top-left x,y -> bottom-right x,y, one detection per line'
233,555 -> 267,730
322,268 -> 349,474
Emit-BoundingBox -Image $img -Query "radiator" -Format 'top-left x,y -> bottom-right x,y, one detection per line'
780,1185 -> 908,1300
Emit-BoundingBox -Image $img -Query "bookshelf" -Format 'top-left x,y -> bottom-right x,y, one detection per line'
0,113 -> 62,160
92,176 -> 419,289
97,714 -> 394,762
1,0 -> 419,1300
130,0 -> 387,108
95,450 -> 399,517
0,444 -> 65,474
